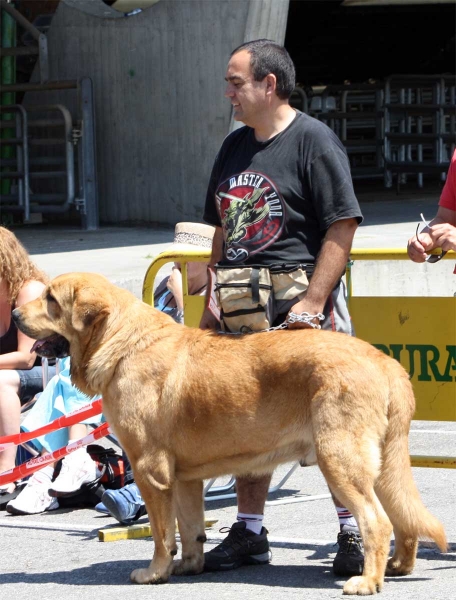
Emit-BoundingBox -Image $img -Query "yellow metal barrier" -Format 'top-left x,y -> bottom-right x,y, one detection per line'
142,248 -> 456,469
142,248 -> 210,328
347,248 -> 456,468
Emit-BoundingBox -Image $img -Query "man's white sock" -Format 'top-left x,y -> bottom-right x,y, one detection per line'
237,512 -> 264,534
336,507 -> 359,532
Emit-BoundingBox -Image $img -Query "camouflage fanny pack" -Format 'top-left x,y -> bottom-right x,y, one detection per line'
215,264 -> 310,333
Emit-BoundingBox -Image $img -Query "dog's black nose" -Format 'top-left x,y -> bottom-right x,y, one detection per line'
11,308 -> 21,324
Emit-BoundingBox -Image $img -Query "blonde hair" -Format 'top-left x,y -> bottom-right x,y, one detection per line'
0,226 -> 48,306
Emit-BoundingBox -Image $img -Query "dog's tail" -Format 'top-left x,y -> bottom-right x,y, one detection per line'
376,367 -> 447,552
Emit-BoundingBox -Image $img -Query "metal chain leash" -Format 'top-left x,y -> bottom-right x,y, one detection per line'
218,310 -> 326,335
265,312 -> 325,331
230,312 -> 326,334
285,311 -> 325,329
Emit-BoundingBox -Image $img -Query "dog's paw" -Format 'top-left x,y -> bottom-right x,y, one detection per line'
385,557 -> 414,577
130,567 -> 169,585
172,556 -> 204,576
343,575 -> 381,595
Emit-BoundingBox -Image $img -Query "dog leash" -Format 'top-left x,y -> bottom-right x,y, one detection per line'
217,312 -> 325,335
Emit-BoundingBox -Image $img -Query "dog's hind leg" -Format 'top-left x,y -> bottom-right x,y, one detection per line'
374,373 -> 447,576
129,457 -> 178,584
172,479 -> 206,576
384,528 -> 418,577
375,462 -> 419,577
316,438 -> 393,595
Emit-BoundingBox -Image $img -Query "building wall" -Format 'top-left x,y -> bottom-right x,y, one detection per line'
25,0 -> 290,225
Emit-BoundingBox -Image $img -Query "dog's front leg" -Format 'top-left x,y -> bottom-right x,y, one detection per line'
172,479 -> 205,576
130,469 -> 177,584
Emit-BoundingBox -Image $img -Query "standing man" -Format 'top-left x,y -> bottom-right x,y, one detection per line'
200,40 -> 364,577
407,149 -> 456,261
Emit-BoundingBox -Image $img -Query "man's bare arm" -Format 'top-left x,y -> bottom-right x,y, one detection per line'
288,218 -> 358,328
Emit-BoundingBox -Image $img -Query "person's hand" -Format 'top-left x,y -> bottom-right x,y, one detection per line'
199,307 -> 219,330
429,222 -> 456,253
286,298 -> 324,330
167,267 -> 183,310
407,231 -> 433,263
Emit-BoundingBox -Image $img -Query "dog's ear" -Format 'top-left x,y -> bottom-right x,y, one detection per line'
71,286 -> 109,332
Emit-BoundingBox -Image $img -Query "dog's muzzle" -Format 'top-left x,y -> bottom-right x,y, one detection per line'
12,308 -> 70,359
29,334 -> 70,359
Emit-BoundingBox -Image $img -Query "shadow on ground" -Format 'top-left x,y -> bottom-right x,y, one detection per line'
1,541 -> 452,587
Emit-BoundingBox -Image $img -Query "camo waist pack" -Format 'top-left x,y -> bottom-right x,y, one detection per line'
215,264 -> 310,333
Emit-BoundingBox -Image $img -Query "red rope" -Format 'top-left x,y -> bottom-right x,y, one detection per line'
0,398 -> 103,451
0,422 -> 112,487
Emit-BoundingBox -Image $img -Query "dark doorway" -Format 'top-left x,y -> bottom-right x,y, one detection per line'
285,1 -> 455,88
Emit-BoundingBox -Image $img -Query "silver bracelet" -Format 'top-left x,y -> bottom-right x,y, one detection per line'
287,311 -> 325,329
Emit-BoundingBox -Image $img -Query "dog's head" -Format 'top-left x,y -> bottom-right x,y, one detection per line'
12,272 -> 113,360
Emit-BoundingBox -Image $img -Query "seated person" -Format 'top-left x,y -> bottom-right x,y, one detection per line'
154,221 -> 214,323
6,356 -> 102,515
0,227 -> 57,507
95,221 -> 214,524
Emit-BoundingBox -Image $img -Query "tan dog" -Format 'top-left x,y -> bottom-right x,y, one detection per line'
13,272 -> 446,595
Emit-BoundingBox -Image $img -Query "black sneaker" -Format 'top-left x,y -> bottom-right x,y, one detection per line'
333,530 -> 364,577
204,521 -> 271,571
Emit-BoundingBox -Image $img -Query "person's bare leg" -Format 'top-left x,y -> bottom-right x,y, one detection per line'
0,371 -> 21,493
68,423 -> 88,440
236,474 -> 271,514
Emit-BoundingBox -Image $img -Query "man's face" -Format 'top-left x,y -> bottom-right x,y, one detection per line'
224,49 -> 268,126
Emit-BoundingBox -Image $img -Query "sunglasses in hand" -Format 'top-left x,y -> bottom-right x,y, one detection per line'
415,213 -> 447,264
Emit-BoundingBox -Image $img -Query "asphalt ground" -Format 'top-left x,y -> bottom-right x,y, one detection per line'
0,422 -> 455,600
1,187 -> 455,598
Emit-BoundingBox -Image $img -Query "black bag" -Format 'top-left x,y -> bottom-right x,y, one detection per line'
52,444 -> 125,508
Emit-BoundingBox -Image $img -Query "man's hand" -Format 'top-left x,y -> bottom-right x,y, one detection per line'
286,298 -> 325,329
429,222 -> 456,253
408,206 -> 456,262
166,266 -> 184,310
199,307 -> 219,330
407,231 -> 433,263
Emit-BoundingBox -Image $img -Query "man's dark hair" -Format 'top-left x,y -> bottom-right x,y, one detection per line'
231,39 -> 296,100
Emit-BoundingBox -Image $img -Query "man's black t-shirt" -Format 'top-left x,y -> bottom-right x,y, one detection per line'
203,111 -> 363,267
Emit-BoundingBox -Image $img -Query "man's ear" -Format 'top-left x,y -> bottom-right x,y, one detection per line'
265,73 -> 277,95
71,287 -> 108,332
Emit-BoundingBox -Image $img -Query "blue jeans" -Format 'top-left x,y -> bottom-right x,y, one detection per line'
16,365 -> 57,405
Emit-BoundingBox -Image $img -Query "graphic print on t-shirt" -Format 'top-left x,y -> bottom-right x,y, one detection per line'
216,171 -> 285,262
